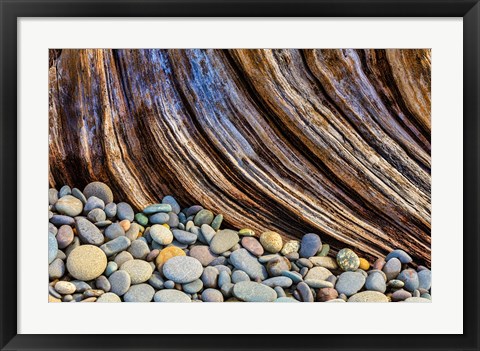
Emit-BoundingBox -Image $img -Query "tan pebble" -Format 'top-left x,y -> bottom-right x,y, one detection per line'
260,231 -> 283,253
81,297 -> 97,302
48,294 -> 62,303
119,219 -> 131,231
359,258 -> 370,270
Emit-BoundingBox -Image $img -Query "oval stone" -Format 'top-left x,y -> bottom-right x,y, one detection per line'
365,272 -> 387,293
397,269 -> 419,292
66,245 -> 107,281
172,229 -> 197,245
233,281 -> 277,302
123,284 -> 155,302
150,224 -> 173,245
116,202 -> 134,222
149,212 -> 170,224
229,248 -> 268,280
383,257 -> 402,281
335,272 -> 366,297
336,248 -> 360,271
299,233 -> 322,258
386,249 -> 413,264
55,195 -> 83,217
97,292 -> 121,302
201,288 -> 224,302
281,240 -> 300,255
162,195 -> 181,214
104,223 -> 125,240
100,236 -> 131,256
162,256 -> 203,284
120,259 -> 153,284
262,276 -> 293,288
193,209 -> 214,226
418,269 -> 432,290
404,297 -> 431,303
154,289 -> 191,302
259,231 -> 283,253
189,245 -> 218,266
48,233 -> 58,264
75,217 -> 104,246
317,287 -> 339,302
183,279 -> 204,294
155,246 -> 186,270
241,237 -> 264,257
83,182 -> 114,204
348,291 -> 389,302
210,229 -> 239,254
108,270 -> 131,296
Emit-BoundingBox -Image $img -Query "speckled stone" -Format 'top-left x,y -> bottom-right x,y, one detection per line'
123,284 -> 155,302
163,256 -> 203,284
281,240 -> 300,255
233,281 -> 277,302
54,281 -> 76,295
210,229 -> 239,254
317,244 -> 330,257
154,289 -> 191,302
66,245 -> 107,281
336,248 -> 360,271
150,224 -> 173,245
96,292 -> 121,302
259,231 -> 283,254
348,291 -> 388,302
120,259 -> 153,284
83,182 -> 114,204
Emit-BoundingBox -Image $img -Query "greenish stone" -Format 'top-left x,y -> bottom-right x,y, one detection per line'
135,213 -> 148,226
193,209 -> 214,226
317,244 -> 330,257
238,228 -> 255,236
336,248 -> 360,271
143,204 -> 172,214
211,214 -> 223,230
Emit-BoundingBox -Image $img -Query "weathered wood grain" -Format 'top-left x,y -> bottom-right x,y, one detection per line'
48,49 -> 431,265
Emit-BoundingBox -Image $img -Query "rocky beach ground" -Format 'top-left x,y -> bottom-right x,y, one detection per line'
48,181 -> 431,303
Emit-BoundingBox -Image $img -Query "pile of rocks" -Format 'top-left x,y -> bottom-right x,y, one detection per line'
48,181 -> 432,303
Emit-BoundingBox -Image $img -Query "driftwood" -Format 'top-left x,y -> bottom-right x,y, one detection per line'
48,49 -> 431,265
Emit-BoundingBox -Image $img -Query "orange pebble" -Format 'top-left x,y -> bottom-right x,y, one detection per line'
156,246 -> 185,270
162,223 -> 170,229
119,219 -> 131,231
359,258 -> 370,271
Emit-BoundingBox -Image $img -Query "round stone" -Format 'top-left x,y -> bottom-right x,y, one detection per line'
365,272 -> 387,293
48,233 -> 58,264
392,289 -> 412,302
104,202 -> 117,218
116,202 -> 134,222
149,212 -> 170,224
335,271 -> 366,297
54,281 -> 76,295
189,245 -> 218,266
105,223 -> 125,240
55,195 -> 83,217
193,209 -> 214,226
154,289 -> 191,303
97,292 -> 121,302
49,258 -> 65,279
317,244 -> 330,257
317,287 -> 338,302
210,229 -> 240,254
336,248 -> 360,271
241,237 -> 264,257
109,270 -> 131,296
383,258 -> 402,281
229,249 -> 268,280
348,291 -> 389,302
388,279 -> 405,288
123,284 -> 155,302
155,246 -> 186,270
87,208 -> 106,223
296,282 -> 314,302
200,224 -> 216,244
120,259 -> 153,284
358,258 -> 370,270
281,240 -> 300,255
84,196 -> 105,212
49,188 -> 59,205
163,256 -> 203,284
58,185 -> 71,198
231,270 -> 250,284
266,256 -> 291,277
299,233 -> 322,258
386,249 -> 413,264
233,281 -> 277,302
150,224 -> 173,245
397,269 -> 419,292
418,269 -> 432,290
66,245 -> 107,281
128,239 -> 150,259
83,182 -> 114,204
183,279 -> 204,294
259,231 -> 283,254
114,251 -> 134,267
75,217 -> 104,246
201,288 -> 224,302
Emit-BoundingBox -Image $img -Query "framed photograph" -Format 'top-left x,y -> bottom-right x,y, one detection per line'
1,0 -> 478,350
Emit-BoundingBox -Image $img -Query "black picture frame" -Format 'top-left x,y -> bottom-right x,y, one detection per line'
1,1 -> 478,350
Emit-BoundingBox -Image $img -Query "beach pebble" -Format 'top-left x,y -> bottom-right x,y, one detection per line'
155,246 -> 186,270
49,258 -> 65,279
150,224 -> 173,245
84,196 -> 105,213
149,212 -> 170,224
304,266 -> 332,281
335,272 -> 365,297
75,217 -> 104,246
233,281 -> 277,302
50,215 -> 75,226
189,245 -> 218,266
108,270 -> 131,296
154,289 -> 191,303
201,266 -> 219,288
309,257 -> 338,270
55,195 -> 83,217
193,209 -> 214,226
120,259 -> 153,284
183,279 -> 203,294
262,276 -> 293,288
162,195 -> 181,214
104,202 -> 117,218
383,258 -> 402,281
210,229 -> 239,254
211,214 -> 223,230
48,233 -> 58,264
316,287 -> 338,302
386,249 -> 413,264
162,256 -> 203,284
299,233 -> 322,258
241,237 -> 264,257
365,272 -> 386,293
281,270 -> 303,284
128,240 -> 150,260
97,292 -> 121,302
392,289 -> 412,302
417,269 -> 432,290
266,256 -> 291,277
87,208 -> 106,223
67,245 -> 107,281
172,229 -> 197,245
49,188 -> 59,205
397,269 -> 419,292
259,231 -> 283,253
304,279 -> 334,289
83,182 -> 114,204
116,202 -> 134,222
114,251 -> 134,267
231,270 -> 250,284
296,282 -> 314,302
336,248 -> 360,271
124,284 -> 155,302
95,276 -> 111,292
105,223 -> 125,240
348,291 -> 388,302
404,297 -> 431,303
281,240 -> 300,255
100,236 -> 131,256
202,288 -> 224,302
